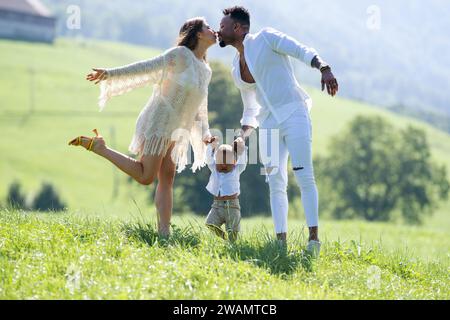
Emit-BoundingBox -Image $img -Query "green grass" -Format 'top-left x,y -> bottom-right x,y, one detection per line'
0,209 -> 448,299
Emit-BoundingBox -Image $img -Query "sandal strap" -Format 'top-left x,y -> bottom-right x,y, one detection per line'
68,136 -> 81,146
87,138 -> 94,151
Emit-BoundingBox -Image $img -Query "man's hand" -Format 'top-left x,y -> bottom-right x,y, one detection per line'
86,68 -> 108,84
321,69 -> 338,97
238,125 -> 255,141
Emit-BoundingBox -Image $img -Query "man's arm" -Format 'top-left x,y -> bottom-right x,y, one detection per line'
237,87 -> 260,142
262,27 -> 318,66
263,27 -> 339,96
311,55 -> 328,71
236,125 -> 254,143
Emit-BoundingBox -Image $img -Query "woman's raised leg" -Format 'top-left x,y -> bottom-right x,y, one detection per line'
98,147 -> 164,185
76,136 -> 165,186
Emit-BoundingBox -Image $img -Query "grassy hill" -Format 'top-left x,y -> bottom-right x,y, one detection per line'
0,38 -> 449,299
0,209 -> 448,299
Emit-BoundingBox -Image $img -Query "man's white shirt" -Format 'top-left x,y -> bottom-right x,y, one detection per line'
205,144 -> 247,197
231,27 -> 318,129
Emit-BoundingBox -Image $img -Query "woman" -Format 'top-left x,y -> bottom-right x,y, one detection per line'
69,17 -> 217,237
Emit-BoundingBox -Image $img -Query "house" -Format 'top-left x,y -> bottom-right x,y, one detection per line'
0,0 -> 56,43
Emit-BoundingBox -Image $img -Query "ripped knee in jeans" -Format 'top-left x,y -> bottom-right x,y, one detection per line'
293,166 -> 304,171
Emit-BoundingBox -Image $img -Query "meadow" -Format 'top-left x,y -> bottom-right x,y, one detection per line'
0,38 -> 449,299
0,208 -> 448,299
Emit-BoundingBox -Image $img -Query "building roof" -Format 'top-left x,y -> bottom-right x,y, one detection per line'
0,0 -> 53,17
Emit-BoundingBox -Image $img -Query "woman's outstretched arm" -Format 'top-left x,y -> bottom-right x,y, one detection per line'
88,47 -> 186,110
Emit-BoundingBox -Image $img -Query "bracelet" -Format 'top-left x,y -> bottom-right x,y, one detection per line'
320,65 -> 331,73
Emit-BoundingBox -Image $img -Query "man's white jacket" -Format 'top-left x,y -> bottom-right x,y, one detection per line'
231,27 -> 318,129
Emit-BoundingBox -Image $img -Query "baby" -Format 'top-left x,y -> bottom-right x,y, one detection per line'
205,136 -> 247,241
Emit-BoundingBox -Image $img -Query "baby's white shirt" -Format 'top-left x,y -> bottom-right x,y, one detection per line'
205,145 -> 247,197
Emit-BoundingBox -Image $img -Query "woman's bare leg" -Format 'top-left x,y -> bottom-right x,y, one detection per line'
78,136 -> 164,185
98,147 -> 164,185
155,143 -> 177,236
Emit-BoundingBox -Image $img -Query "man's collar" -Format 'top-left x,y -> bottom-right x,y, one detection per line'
242,32 -> 250,43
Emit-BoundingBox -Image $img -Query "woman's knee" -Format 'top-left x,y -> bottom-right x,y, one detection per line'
138,152 -> 167,186
137,174 -> 156,186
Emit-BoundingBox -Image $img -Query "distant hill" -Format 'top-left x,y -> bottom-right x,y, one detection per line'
40,0 -> 450,132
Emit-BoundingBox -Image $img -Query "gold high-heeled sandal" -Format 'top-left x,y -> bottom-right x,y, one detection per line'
68,129 -> 100,151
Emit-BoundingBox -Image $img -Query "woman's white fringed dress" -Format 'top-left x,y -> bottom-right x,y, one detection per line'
98,46 -> 212,173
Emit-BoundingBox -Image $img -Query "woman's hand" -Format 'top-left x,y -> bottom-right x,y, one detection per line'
86,68 -> 108,84
203,135 -> 218,145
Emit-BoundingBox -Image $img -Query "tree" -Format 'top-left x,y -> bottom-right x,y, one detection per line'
318,115 -> 449,224
32,182 -> 67,212
396,126 -> 450,223
6,181 -> 27,210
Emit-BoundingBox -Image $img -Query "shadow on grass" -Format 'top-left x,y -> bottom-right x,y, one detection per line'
122,219 -> 314,275
225,238 -> 315,275
122,221 -> 201,249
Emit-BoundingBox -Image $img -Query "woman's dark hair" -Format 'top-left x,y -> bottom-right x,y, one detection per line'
177,17 -> 206,60
223,6 -> 250,27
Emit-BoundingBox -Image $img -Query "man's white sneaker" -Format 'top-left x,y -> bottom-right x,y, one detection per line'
306,240 -> 321,258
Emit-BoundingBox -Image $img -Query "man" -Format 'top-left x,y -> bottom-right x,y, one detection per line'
218,6 -> 338,257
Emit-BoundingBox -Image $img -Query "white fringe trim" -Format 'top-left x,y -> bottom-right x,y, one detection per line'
129,132 -> 207,174
129,134 -> 172,158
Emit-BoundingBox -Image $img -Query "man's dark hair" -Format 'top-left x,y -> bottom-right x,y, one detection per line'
223,6 -> 250,27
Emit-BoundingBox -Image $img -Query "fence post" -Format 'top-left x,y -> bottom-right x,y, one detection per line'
110,126 -> 119,199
